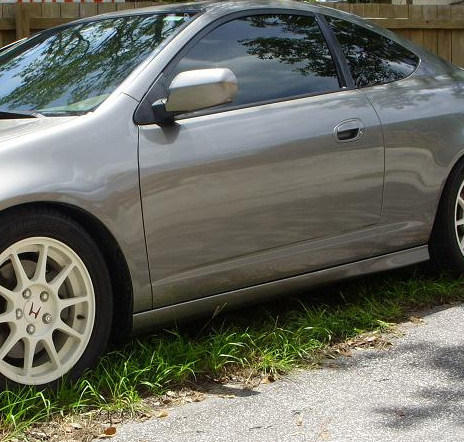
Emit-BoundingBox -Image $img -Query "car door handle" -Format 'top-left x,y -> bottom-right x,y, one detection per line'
334,119 -> 365,143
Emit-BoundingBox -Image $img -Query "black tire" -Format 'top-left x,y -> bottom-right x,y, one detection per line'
0,207 -> 112,389
429,161 -> 464,274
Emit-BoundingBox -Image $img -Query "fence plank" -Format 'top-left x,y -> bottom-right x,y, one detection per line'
42,4 -> 59,19
97,3 -> 117,14
437,5 -> 451,61
15,5 -> 29,40
422,6 -> 438,54
61,4 -> 79,19
363,3 -> 380,18
350,4 -> 365,17
80,3 -> 97,18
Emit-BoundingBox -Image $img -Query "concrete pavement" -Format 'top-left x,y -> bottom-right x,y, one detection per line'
104,304 -> 464,442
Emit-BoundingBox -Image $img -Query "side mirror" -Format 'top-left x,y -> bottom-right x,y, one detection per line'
165,68 -> 238,113
150,68 -> 237,125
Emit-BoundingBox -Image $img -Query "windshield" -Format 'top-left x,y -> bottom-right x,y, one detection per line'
0,13 -> 195,116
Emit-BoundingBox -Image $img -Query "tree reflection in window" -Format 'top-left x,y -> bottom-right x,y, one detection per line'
240,15 -> 338,78
0,14 -> 193,114
326,17 -> 419,88
172,14 -> 340,108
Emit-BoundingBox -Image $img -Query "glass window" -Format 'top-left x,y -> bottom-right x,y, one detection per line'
0,13 -> 195,115
326,16 -> 419,88
171,14 -> 340,109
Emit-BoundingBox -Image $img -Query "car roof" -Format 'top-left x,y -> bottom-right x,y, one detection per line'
93,0 -> 327,18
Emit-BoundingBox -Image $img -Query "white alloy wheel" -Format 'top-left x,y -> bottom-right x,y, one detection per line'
0,237 -> 95,385
455,180 -> 464,255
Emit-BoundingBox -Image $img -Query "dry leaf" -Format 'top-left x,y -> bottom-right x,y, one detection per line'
261,375 -> 275,384
98,426 -> 117,439
155,410 -> 169,418
166,390 -> 177,397
105,427 -> 117,435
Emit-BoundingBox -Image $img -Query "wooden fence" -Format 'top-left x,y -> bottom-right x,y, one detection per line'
1,2 -> 464,67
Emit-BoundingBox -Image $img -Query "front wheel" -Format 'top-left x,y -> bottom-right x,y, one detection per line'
0,209 -> 112,388
430,161 -> 464,274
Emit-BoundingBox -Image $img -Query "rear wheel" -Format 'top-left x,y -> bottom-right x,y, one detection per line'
430,161 -> 464,273
0,208 -> 112,388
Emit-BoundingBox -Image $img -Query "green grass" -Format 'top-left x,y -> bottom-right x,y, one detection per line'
1,266 -> 464,440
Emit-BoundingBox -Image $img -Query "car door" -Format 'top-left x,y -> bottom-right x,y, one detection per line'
137,12 -> 385,308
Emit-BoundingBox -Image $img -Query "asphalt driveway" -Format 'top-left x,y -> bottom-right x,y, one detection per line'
103,304 -> 464,442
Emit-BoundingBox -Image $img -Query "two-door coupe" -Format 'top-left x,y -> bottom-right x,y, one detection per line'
0,0 -> 463,387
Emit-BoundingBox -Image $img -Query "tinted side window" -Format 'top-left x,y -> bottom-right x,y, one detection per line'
326,17 -> 419,88
171,14 -> 340,108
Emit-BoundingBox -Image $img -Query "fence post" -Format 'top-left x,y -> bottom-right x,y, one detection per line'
15,4 -> 30,40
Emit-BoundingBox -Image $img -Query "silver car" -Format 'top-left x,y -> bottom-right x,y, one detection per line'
0,0 -> 463,388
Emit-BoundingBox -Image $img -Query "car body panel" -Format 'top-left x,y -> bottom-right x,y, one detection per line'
132,245 -> 430,333
0,94 -> 152,312
364,72 -> 464,255
0,117 -> 77,144
139,89 -> 384,308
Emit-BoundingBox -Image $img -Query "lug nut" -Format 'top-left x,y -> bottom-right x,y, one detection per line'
22,289 -> 31,299
26,324 -> 35,335
39,291 -> 49,302
42,313 -> 52,325
15,309 -> 22,319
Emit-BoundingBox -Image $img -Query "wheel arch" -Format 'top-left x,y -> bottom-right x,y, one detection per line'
431,151 -> 464,234
0,201 -> 133,342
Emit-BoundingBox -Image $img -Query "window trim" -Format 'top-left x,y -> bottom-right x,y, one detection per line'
316,14 -> 355,90
135,8 -> 354,125
322,14 -> 421,89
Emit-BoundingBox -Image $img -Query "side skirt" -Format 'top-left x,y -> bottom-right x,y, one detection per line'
132,245 -> 429,334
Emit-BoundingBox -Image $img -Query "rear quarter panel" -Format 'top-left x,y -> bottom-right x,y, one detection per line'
364,66 -> 464,254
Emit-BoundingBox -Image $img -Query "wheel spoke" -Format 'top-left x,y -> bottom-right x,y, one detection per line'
55,320 -> 83,341
0,310 -> 16,325
459,196 -> 464,210
23,338 -> 37,375
50,262 -> 75,292
457,218 -> 464,227
0,329 -> 20,361
58,296 -> 88,311
33,244 -> 49,283
10,253 -> 29,291
42,337 -> 61,370
0,286 -> 15,303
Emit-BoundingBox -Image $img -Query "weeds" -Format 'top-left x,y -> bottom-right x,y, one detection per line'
1,267 -> 463,440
